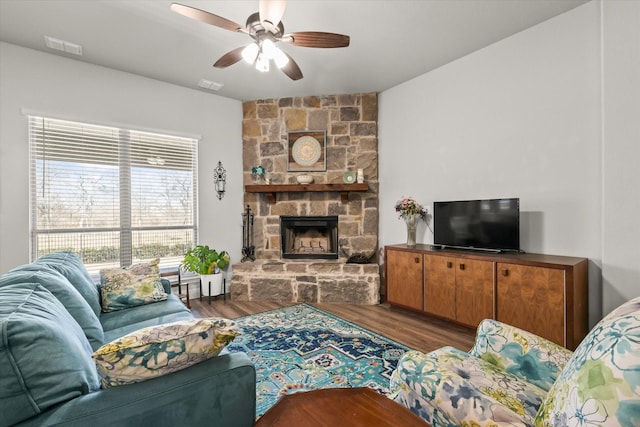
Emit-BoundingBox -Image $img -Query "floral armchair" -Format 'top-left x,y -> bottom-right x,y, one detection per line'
390,296 -> 640,427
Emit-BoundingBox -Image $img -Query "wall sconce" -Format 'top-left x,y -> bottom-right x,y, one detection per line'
213,161 -> 227,200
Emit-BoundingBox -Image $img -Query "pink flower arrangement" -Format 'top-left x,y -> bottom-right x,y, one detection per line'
395,197 -> 428,220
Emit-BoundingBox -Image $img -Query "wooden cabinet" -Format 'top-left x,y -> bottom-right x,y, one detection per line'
385,248 -> 424,311
384,244 -> 588,350
453,258 -> 495,327
423,255 -> 456,319
495,262 -> 588,349
423,255 -> 494,327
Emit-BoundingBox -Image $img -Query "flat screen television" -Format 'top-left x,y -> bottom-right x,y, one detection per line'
433,198 -> 520,252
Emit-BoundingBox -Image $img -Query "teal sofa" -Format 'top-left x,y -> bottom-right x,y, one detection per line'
0,251 -> 256,427
391,296 -> 640,427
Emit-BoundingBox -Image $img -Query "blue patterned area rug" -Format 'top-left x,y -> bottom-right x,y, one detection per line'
226,303 -> 412,417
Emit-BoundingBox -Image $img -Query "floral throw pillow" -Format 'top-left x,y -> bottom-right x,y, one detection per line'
100,258 -> 167,312
92,318 -> 240,388
534,296 -> 640,427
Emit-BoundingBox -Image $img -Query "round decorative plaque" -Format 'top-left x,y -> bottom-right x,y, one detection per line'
291,136 -> 322,167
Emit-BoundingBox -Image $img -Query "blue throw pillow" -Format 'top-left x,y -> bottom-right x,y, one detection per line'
1,265 -> 104,350
34,251 -> 101,316
0,283 -> 100,426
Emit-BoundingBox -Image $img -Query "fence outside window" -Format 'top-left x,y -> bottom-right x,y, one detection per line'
29,116 -> 198,274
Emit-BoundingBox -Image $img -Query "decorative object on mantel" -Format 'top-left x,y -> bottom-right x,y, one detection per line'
395,197 -> 428,247
357,168 -> 364,184
213,161 -> 226,200
288,130 -> 326,172
343,171 -> 356,184
182,245 -> 230,296
251,165 -> 266,184
296,174 -> 313,184
241,205 -> 255,262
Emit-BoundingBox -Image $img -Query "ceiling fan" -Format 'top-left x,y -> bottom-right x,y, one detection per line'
170,0 -> 350,81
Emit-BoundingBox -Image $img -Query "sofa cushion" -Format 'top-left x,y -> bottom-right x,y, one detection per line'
0,283 -> 100,426
535,296 -> 640,427
103,310 -> 194,343
392,346 -> 548,426
34,251 -> 101,317
100,259 -> 167,312
100,293 -> 191,333
92,318 -> 239,388
1,265 -> 104,350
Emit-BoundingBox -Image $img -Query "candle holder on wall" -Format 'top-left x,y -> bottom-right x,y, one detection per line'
241,205 -> 255,262
213,161 -> 226,200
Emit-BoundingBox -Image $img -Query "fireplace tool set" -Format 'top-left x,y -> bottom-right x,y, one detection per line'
241,205 -> 255,262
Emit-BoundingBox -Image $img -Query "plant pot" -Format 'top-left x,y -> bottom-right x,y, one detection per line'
200,273 -> 224,296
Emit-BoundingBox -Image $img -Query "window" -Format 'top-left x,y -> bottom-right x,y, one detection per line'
29,116 -> 198,274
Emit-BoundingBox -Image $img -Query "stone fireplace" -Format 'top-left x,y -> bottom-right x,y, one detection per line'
281,216 -> 338,260
231,93 -> 380,305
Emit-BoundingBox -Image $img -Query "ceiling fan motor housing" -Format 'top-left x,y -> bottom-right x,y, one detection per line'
246,12 -> 285,41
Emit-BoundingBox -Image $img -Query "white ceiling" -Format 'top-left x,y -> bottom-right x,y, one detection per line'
0,0 -> 588,101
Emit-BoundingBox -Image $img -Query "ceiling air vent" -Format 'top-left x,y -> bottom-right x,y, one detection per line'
44,36 -> 83,56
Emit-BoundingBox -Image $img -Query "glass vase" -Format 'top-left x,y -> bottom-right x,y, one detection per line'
404,215 -> 419,247
252,173 -> 264,184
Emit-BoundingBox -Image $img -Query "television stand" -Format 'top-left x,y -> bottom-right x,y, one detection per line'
384,244 -> 588,350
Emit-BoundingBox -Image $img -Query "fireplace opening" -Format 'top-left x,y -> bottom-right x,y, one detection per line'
280,216 -> 338,259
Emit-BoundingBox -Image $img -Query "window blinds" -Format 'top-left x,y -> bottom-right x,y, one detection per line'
29,116 -> 198,273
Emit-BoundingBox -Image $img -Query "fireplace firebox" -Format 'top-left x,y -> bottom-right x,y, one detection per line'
280,216 -> 338,259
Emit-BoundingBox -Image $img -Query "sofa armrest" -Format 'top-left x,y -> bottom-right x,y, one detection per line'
16,352 -> 256,427
160,277 -> 171,294
469,319 -> 572,391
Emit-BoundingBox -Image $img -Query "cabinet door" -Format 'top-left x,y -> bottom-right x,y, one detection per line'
455,259 -> 494,328
496,263 -> 566,347
386,249 -> 424,310
424,254 -> 456,319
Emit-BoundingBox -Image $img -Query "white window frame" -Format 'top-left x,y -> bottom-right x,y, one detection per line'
28,115 -> 198,273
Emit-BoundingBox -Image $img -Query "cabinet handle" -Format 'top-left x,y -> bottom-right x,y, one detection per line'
414,257 -> 420,264
447,261 -> 453,268
459,263 -> 465,271
501,268 -> 509,277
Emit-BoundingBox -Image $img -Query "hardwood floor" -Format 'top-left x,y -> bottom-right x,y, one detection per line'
189,298 -> 476,354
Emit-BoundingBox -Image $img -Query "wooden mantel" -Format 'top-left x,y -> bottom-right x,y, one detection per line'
244,183 -> 369,204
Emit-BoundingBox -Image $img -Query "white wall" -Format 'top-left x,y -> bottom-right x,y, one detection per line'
601,0 -> 640,314
0,42 -> 243,276
379,1 -> 630,326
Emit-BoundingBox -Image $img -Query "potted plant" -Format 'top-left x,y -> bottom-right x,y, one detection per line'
182,245 -> 230,296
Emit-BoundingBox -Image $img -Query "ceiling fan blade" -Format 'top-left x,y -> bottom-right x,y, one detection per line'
282,31 -> 350,48
213,46 -> 247,68
171,3 -> 244,33
280,51 -> 303,81
259,0 -> 286,30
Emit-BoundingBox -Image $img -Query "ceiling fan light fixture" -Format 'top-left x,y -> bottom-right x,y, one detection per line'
261,38 -> 277,60
241,43 -> 259,64
255,53 -> 270,72
273,47 -> 289,68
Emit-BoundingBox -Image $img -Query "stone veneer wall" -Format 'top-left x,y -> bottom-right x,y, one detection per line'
231,261 -> 380,305
242,93 -> 379,260
233,93 -> 380,305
